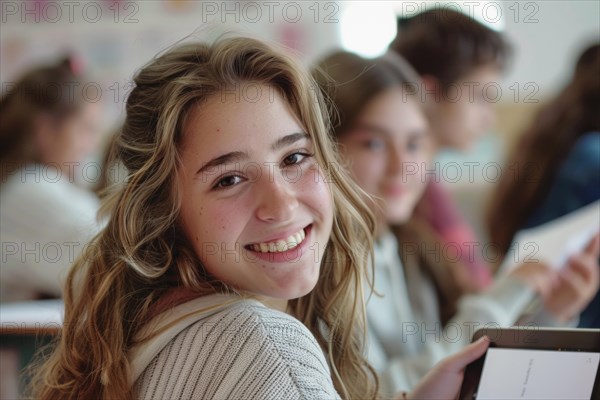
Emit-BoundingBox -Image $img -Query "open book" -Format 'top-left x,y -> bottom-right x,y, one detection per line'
498,200 -> 600,274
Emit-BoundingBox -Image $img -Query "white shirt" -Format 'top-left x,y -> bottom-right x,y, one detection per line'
366,230 -> 538,396
1,165 -> 101,302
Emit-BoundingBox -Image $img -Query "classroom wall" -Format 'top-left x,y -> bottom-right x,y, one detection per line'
1,0 -> 342,133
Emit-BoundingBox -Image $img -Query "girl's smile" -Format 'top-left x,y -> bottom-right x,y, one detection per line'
244,223 -> 313,263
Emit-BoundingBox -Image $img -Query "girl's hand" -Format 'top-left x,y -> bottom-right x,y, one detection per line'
403,336 -> 490,400
508,261 -> 558,300
544,234 -> 600,322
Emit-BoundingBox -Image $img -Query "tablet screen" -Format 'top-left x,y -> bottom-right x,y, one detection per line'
474,348 -> 599,400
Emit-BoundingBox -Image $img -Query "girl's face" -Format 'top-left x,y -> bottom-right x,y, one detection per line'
37,102 -> 103,168
339,89 -> 431,228
177,85 -> 334,301
431,64 -> 500,150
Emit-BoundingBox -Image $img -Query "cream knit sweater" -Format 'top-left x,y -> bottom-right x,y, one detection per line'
130,294 -> 341,399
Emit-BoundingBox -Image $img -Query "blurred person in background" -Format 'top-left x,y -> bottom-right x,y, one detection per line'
0,56 -> 104,302
389,8 -> 510,292
489,43 -> 600,327
313,50 -> 600,395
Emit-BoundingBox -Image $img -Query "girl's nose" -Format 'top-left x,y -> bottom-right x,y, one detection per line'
386,145 -> 405,176
255,174 -> 299,222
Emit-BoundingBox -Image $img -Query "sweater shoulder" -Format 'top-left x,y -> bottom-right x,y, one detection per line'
135,300 -> 339,399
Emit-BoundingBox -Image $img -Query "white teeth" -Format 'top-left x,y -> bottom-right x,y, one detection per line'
250,228 -> 307,253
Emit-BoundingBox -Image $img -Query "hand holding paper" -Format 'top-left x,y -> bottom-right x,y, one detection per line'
498,200 -> 600,273
497,201 -> 600,321
543,233 -> 600,322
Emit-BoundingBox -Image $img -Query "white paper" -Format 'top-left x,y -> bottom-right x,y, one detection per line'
498,200 -> 600,273
476,348 -> 599,400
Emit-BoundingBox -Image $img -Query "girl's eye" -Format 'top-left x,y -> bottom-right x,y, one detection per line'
214,175 -> 243,189
407,139 -> 421,152
364,139 -> 385,151
283,152 -> 312,166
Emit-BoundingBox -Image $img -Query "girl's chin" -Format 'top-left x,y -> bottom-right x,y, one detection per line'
256,263 -> 320,300
386,210 -> 412,225
260,284 -> 316,302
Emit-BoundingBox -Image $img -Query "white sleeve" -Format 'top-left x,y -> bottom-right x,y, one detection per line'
515,297 -> 579,328
373,276 -> 536,395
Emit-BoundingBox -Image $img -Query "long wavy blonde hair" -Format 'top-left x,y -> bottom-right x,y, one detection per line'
29,37 -> 378,399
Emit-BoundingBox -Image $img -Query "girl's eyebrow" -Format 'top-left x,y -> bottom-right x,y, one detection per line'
196,132 -> 310,175
271,132 -> 310,151
352,123 -> 391,137
197,151 -> 248,175
353,123 -> 428,139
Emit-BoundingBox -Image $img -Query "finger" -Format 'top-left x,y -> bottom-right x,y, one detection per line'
440,336 -> 490,372
536,278 -> 553,301
536,270 -> 559,300
583,233 -> 600,257
559,267 -> 588,294
566,254 -> 597,282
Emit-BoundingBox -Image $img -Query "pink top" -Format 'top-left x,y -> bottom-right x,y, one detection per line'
413,179 -> 493,290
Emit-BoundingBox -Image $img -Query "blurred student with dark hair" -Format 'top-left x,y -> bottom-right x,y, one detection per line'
489,43 -> 600,327
389,8 -> 511,292
0,56 -> 103,302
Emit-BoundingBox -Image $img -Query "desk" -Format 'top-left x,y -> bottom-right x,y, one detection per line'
1,299 -> 63,335
0,300 -> 63,398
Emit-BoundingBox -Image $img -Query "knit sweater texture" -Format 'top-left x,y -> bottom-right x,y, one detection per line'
130,294 -> 341,399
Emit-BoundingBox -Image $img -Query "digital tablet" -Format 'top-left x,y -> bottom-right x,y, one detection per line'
459,327 -> 600,400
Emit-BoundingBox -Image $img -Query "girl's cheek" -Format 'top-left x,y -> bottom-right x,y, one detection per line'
209,198 -> 245,229
297,163 -> 333,208
298,163 -> 327,192
348,151 -> 378,178
365,158 -> 386,183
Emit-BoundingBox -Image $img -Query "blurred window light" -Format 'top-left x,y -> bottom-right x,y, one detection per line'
339,2 -> 398,58
339,0 -> 506,57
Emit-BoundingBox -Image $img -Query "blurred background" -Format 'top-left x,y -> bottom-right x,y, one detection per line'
2,0 -> 598,238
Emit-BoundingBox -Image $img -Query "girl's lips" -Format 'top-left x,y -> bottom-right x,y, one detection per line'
244,224 -> 313,263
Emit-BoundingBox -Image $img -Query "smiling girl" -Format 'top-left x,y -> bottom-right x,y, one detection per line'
30,37 -> 491,400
